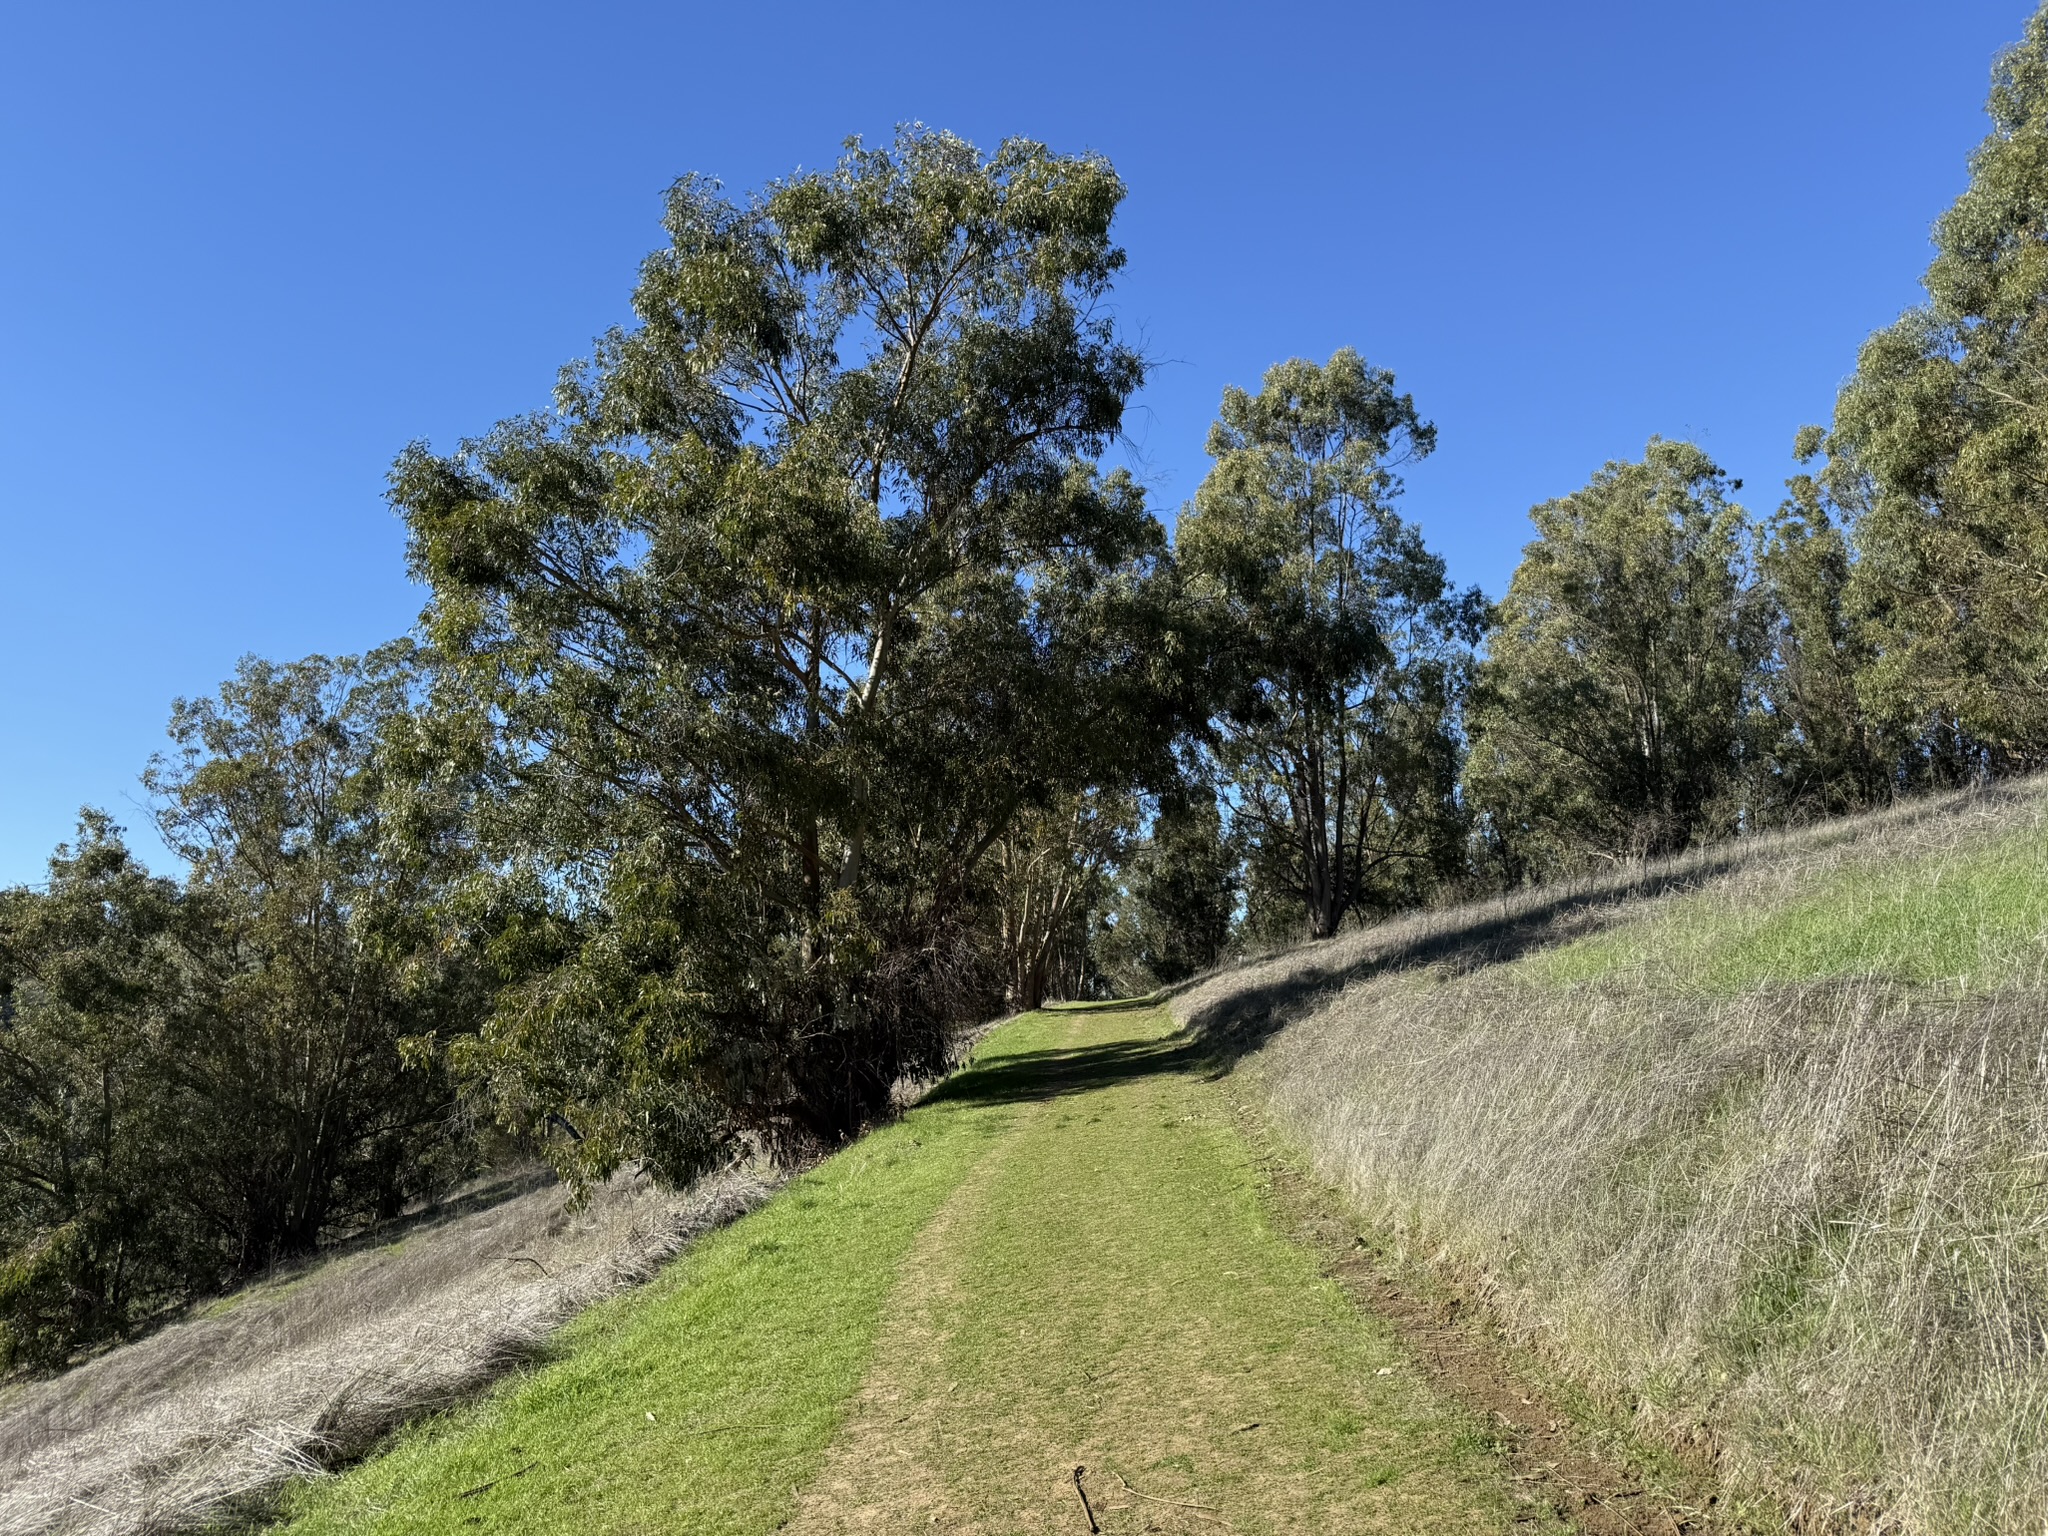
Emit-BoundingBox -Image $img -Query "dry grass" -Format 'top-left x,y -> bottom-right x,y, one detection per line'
0,1161 -> 777,1536
1174,778 -> 2048,1535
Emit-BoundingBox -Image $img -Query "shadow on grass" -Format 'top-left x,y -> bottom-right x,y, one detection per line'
934,782 -> 2046,1112
925,1032 -> 1210,1109
1040,995 -> 1164,1015
934,855 -> 1763,1111
1182,845 -> 1762,1068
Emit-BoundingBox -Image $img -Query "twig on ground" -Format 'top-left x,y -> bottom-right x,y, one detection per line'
1111,1470 -> 1235,1528
1553,1472 -> 1645,1536
456,1461 -> 537,1499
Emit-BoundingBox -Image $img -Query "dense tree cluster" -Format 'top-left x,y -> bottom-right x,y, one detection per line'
9,13 -> 2048,1367
1,649 -> 481,1367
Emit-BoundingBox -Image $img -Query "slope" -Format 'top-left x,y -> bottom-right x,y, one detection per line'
1178,777 -> 2048,1534
279,1006 -> 1563,1535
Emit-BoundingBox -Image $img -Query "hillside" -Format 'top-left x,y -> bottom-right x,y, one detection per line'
0,1164 -> 775,1536
1178,776 -> 2048,1532
7,781 -> 2041,1535
273,1004 -> 1691,1535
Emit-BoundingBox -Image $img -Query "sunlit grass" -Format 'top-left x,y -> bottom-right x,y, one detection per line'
280,1005 -> 1527,1535
780,1006 -> 1524,1533
1522,813 -> 2048,993
275,1024 -> 1042,1536
1185,779 -> 2048,1533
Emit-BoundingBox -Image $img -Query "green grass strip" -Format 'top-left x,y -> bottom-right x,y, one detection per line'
276,1018 -> 1053,1536
1523,815 -> 2048,994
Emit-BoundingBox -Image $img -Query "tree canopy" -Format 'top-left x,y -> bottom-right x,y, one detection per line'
1178,350 -> 1482,939
1464,439 -> 1764,877
394,128 -> 1200,1182
0,648 -> 481,1367
1817,10 -> 2048,767
15,46 -> 2048,1368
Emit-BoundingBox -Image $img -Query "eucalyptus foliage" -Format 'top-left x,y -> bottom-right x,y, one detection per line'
0,817 -> 185,1367
0,647 -> 480,1366
1178,351 -> 1482,940
1102,786 -> 1238,987
1750,444 -> 1911,818
1817,8 -> 2048,765
1465,440 -> 1765,877
394,129 -> 1195,1181
147,646 -> 482,1264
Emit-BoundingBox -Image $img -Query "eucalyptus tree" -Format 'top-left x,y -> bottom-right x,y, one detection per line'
1464,440 -> 1766,876
0,648 -> 482,1367
1177,350 -> 1482,941
1750,435 -> 1901,818
0,816 -> 186,1367
992,789 -> 1133,1010
147,644 -> 482,1268
1814,7 -> 2048,767
395,129 -> 1193,1182
1108,786 -> 1238,985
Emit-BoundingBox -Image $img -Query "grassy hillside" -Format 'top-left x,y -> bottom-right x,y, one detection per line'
0,1162 -> 773,1536
278,1007 -> 1538,1535
1177,778 -> 2048,1534
23,782 -> 2040,1536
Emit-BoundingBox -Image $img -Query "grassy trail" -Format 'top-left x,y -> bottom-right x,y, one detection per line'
282,1006 -> 1535,1534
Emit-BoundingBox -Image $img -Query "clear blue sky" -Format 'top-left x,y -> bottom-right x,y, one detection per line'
0,1 -> 2031,884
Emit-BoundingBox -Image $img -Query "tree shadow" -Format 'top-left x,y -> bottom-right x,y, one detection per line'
1181,844 -> 1760,1067
924,1032 -> 1209,1108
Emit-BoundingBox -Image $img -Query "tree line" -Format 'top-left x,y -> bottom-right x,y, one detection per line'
8,7 -> 2048,1368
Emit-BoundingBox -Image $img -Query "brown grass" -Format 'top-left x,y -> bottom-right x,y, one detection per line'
1173,779 -> 2048,1534
0,1161 -> 777,1536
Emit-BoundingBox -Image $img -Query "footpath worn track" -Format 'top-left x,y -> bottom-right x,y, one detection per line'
284,1006 -> 1692,1534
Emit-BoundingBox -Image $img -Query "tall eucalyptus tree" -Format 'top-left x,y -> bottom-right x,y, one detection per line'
395,130 -> 1195,1180
1464,440 -> 1765,876
1815,7 -> 2048,767
1178,351 -> 1482,941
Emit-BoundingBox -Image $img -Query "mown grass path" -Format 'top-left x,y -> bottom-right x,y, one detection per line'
282,1005 -> 1532,1534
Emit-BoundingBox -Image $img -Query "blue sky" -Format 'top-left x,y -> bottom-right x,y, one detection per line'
0,1 -> 2031,884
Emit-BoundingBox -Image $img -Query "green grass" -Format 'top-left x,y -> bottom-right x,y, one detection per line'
1522,814 -> 2048,993
276,1026 -> 1032,1536
788,1005 -> 1523,1531
1039,991 -> 1165,1010
280,1007 -> 1527,1534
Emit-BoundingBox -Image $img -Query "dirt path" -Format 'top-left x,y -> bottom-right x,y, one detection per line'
782,1004 -> 1564,1534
